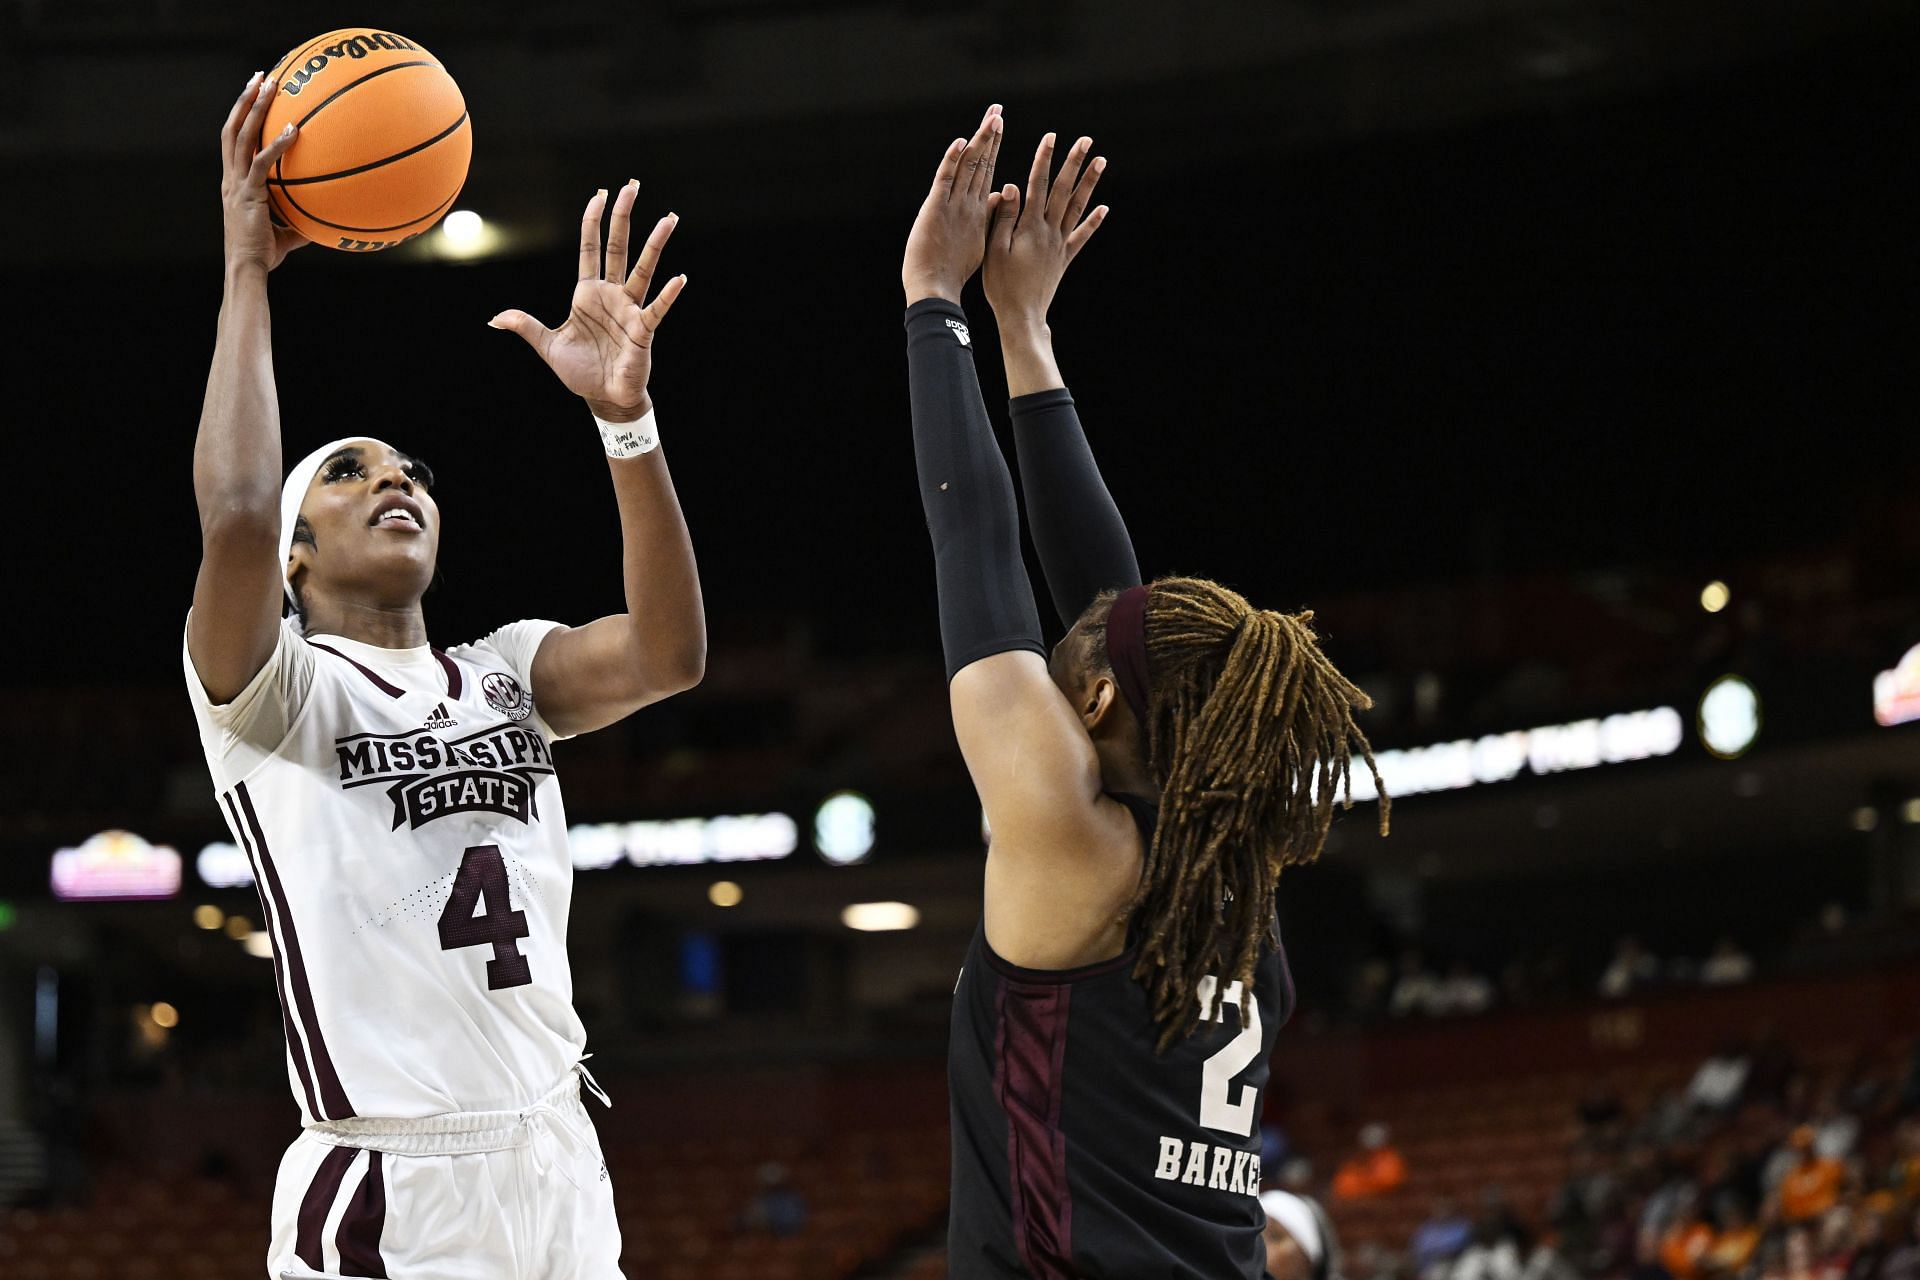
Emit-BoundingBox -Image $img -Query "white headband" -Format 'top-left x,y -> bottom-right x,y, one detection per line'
277,437 -> 368,607
1261,1190 -> 1325,1265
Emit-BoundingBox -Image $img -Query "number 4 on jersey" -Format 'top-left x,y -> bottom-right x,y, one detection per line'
438,844 -> 532,990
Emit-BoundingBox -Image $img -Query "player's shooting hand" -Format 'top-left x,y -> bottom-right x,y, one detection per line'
983,133 -> 1108,327
902,105 -> 1007,306
220,71 -> 308,273
489,182 -> 688,423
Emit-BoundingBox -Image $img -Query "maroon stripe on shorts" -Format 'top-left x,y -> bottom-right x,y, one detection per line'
307,641 -> 406,698
236,782 -> 356,1120
336,1149 -> 389,1278
295,1144 -> 359,1270
224,791 -> 322,1121
994,976 -> 1076,1278
431,649 -> 463,699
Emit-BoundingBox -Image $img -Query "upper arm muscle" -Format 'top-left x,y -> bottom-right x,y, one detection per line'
188,512 -> 286,704
527,615 -> 675,738
950,652 -> 1143,966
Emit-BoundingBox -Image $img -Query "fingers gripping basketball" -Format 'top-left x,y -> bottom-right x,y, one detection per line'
261,29 -> 472,252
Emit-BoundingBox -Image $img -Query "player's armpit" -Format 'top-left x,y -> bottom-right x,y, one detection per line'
951,651 -> 1144,966
525,613 -> 703,738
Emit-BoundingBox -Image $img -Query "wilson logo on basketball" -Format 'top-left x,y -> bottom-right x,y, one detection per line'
278,32 -> 424,97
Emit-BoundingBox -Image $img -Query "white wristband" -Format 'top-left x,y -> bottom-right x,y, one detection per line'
593,407 -> 660,458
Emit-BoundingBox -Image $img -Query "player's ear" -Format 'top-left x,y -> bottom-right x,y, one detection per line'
1083,675 -> 1119,731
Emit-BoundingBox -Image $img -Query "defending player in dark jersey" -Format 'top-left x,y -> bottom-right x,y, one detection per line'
901,107 -> 1390,1278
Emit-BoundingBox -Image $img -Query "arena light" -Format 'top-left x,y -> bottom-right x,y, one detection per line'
150,1002 -> 180,1030
567,812 -> 798,869
192,904 -> 225,931
1903,799 -> 1920,826
708,880 -> 743,907
1852,806 -> 1880,833
1875,644 -> 1920,727
1700,581 -> 1730,613
50,830 -> 182,901
224,915 -> 253,942
437,209 -> 504,260
1341,706 -> 1684,804
244,931 -> 275,959
196,841 -> 255,889
1698,675 -> 1761,760
814,791 -> 876,866
841,901 -> 920,932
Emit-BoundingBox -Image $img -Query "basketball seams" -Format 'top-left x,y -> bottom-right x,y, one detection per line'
275,184 -> 462,237
270,112 -> 470,188
290,60 -> 443,131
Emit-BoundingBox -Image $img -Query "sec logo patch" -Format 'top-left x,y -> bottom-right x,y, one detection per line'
482,672 -> 534,723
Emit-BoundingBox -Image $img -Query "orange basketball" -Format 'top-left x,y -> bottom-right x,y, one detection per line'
260,29 -> 471,253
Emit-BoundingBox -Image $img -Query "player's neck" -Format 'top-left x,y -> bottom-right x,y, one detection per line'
306,597 -> 429,650
1094,739 -> 1156,804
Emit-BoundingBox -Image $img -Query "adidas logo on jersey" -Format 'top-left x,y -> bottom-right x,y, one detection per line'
423,703 -> 458,731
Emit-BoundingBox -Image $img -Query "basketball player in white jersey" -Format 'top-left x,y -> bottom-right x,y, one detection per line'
187,73 -> 705,1279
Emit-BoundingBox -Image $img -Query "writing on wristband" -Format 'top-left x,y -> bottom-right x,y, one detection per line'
594,407 -> 659,458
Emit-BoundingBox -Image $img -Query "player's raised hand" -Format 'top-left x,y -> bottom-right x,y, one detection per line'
983,132 -> 1108,325
220,70 -> 308,273
489,181 -> 688,422
903,105 -> 1007,306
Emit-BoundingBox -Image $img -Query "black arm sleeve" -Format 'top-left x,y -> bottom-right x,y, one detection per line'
1009,387 -> 1142,628
906,298 -> 1046,679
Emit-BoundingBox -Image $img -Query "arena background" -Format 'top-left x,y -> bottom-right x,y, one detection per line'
1,2 -> 1917,1277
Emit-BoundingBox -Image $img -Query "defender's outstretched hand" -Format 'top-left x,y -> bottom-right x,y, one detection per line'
490,182 -> 688,422
220,70 -> 308,273
983,133 -> 1108,325
902,105 -> 1006,306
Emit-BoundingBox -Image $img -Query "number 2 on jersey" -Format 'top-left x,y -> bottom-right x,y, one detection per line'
437,844 -> 532,990
1196,975 -> 1263,1135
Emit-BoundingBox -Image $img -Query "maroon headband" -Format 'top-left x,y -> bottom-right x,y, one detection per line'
1105,584 -> 1152,722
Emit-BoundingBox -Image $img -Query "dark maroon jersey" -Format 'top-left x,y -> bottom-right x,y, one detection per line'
947,798 -> 1295,1278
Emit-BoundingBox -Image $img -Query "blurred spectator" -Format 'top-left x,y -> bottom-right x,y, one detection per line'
1700,937 -> 1756,986
1658,1200 -> 1715,1280
1262,1188 -> 1339,1280
1879,1207 -> 1920,1280
736,1161 -> 808,1237
1334,1124 -> 1409,1200
1747,1026 -> 1801,1108
1434,963 -> 1496,1017
1521,1238 -> 1584,1280
1704,1197 -> 1761,1278
1411,1197 -> 1475,1279
1687,1039 -> 1752,1114
1775,1128 -> 1845,1226
1263,1123 -> 1295,1172
1811,1087 -> 1861,1160
1552,1148 -> 1620,1268
1885,1119 -> 1920,1204
1841,1208 -> 1889,1280
1600,937 -> 1661,999
1578,1082 -> 1627,1141
1392,951 -> 1446,1018
1452,1188 -> 1533,1280
1281,1156 -> 1318,1197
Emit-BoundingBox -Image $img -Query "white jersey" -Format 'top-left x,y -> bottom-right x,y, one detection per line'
185,615 -> 587,1125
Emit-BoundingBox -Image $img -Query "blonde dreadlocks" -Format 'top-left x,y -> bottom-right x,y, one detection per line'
1091,576 -> 1389,1050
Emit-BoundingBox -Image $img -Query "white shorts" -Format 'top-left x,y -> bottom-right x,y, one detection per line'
265,1069 -> 623,1280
